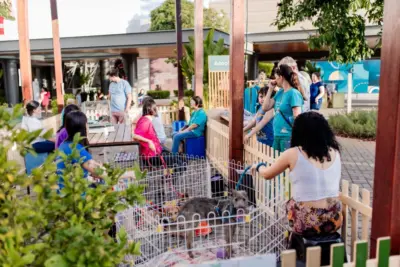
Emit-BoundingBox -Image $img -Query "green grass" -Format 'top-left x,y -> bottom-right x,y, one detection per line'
328,110 -> 377,140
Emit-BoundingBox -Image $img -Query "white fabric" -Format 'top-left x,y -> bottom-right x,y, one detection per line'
297,72 -> 311,112
21,116 -> 45,143
290,149 -> 341,202
152,116 -> 167,144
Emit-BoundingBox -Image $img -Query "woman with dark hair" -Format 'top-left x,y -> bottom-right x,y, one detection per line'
171,96 -> 207,154
57,111 -> 103,188
310,72 -> 325,110
253,111 -> 342,237
55,104 -> 80,148
260,64 -> 305,152
21,100 -> 55,153
133,98 -> 163,158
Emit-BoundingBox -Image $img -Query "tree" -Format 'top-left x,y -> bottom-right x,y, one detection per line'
150,0 -> 229,33
0,0 -> 14,20
0,105 -> 146,266
274,0 -> 384,63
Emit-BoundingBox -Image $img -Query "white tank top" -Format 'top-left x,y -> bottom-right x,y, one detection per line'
290,148 -> 341,202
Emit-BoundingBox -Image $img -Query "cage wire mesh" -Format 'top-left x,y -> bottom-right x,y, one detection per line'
110,155 -> 287,266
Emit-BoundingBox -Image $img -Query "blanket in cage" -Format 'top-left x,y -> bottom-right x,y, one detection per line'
175,253 -> 276,267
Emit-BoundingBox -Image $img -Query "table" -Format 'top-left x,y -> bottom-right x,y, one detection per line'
88,124 -> 139,148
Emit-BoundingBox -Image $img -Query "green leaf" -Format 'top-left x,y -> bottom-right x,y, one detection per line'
44,255 -> 68,267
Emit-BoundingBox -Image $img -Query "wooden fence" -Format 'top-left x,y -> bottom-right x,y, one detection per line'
206,118 -> 373,259
208,71 -> 229,108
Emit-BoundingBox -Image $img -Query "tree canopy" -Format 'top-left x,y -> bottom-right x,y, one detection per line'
150,0 -> 229,33
274,0 -> 384,63
0,0 -> 14,20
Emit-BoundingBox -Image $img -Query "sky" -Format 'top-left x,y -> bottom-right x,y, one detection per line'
0,0 -> 211,41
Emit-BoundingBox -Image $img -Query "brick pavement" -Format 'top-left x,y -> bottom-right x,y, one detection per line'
338,137 -> 376,192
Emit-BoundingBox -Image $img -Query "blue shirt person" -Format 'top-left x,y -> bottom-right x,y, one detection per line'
172,96 -> 207,154
107,69 -> 132,124
310,72 -> 325,110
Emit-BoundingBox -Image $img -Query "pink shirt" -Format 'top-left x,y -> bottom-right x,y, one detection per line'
134,116 -> 162,158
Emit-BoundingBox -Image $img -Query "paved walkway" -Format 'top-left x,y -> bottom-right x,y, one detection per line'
338,137 -> 376,192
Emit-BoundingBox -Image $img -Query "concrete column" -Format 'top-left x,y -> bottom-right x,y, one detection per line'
121,54 -> 138,107
5,59 -> 20,105
100,59 -> 110,94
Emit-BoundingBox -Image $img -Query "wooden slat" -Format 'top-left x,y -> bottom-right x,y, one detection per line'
123,124 -> 132,142
376,237 -> 391,267
306,246 -> 321,267
281,250 -> 296,267
115,124 -> 125,143
331,243 -> 345,267
341,180 -> 350,247
90,132 -> 103,145
351,184 -> 360,259
104,126 -> 117,144
389,256 -> 400,267
361,189 -> 371,240
355,241 -> 368,267
366,259 -> 378,267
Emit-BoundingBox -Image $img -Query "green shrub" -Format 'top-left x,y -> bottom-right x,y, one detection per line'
0,104 -> 145,266
147,90 -> 170,99
173,90 -> 195,98
64,93 -> 75,104
51,100 -> 58,114
328,110 -> 377,139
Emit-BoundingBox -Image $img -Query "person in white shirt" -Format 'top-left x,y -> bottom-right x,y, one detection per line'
21,101 -> 55,153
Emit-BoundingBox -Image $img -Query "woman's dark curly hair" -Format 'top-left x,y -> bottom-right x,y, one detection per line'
291,111 -> 340,163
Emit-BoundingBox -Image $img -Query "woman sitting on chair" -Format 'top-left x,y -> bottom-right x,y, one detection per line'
171,96 -> 207,154
252,112 -> 342,238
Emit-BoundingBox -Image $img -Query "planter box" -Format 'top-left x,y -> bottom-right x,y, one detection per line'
332,93 -> 345,108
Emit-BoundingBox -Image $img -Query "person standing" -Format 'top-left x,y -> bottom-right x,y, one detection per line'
310,72 -> 325,110
40,87 -> 50,116
278,57 -> 310,112
107,69 -> 132,124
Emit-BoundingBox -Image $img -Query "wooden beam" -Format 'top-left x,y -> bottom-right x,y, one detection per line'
17,0 -> 33,102
370,0 -> 400,256
228,0 -> 245,164
194,0 -> 203,98
175,0 -> 185,121
50,0 -> 64,112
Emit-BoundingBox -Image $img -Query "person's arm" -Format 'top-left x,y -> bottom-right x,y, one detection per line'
244,110 -> 274,142
180,124 -> 197,133
292,106 -> 302,118
124,82 -> 132,113
252,148 -> 296,179
243,117 -> 256,132
290,90 -> 304,118
82,159 -> 104,179
261,83 -> 277,113
133,133 -> 156,152
315,85 -> 325,103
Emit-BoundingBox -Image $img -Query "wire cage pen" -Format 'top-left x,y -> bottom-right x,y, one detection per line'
112,155 -> 288,267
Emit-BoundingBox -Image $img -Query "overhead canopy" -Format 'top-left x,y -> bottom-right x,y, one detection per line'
0,28 -> 253,61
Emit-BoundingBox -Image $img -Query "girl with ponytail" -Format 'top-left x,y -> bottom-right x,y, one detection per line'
259,64 -> 305,152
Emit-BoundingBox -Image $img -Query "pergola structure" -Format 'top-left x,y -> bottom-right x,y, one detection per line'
11,0 -> 400,257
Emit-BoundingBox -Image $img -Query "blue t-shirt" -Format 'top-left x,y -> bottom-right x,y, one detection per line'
273,88 -> 304,137
310,81 -> 322,103
57,141 -> 93,189
188,108 -> 207,137
255,108 -> 274,147
109,79 -> 131,112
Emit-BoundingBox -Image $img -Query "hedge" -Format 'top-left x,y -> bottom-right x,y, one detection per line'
328,110 -> 377,140
147,90 -> 171,99
173,90 -> 195,98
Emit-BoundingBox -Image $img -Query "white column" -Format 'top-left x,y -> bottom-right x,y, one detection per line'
347,71 -> 353,114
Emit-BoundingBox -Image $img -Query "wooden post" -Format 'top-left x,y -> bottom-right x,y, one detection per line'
17,0 -> 33,102
175,0 -> 185,121
50,0 -> 64,112
194,0 -> 203,98
228,0 -> 245,164
370,0 -> 400,256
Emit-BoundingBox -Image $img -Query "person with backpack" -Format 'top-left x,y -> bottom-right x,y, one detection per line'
260,64 -> 306,152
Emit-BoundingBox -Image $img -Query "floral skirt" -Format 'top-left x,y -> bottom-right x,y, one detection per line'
285,198 -> 343,237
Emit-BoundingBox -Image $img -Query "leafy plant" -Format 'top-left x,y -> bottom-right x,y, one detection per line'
51,100 -> 58,114
258,62 -> 274,77
147,90 -> 171,99
149,0 -> 229,33
173,90 -> 194,98
63,94 -> 76,105
79,72 -> 91,88
274,0 -> 383,63
0,104 -> 146,266
328,110 -> 377,139
302,61 -> 321,77
0,0 -> 14,20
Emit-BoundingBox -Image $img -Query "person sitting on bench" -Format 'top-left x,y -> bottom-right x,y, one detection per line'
171,96 -> 207,154
21,100 -> 55,153
252,112 -> 342,238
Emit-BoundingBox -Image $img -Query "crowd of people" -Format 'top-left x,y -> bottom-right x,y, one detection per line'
22,57 -> 340,243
